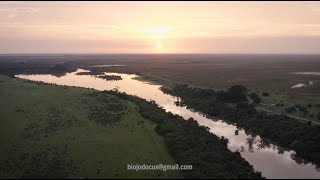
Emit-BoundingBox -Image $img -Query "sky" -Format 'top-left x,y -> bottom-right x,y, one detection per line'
1,1 -> 320,54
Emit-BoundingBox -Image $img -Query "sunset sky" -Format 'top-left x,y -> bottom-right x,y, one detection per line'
1,1 -> 320,54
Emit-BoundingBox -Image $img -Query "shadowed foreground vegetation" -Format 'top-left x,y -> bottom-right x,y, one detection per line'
161,84 -> 320,164
0,75 -> 262,179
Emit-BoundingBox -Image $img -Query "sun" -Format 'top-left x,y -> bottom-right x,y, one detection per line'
156,41 -> 163,49
151,26 -> 171,52
151,26 -> 171,35
142,25 -> 172,52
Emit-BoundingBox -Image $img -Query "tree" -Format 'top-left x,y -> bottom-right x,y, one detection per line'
229,85 -> 247,97
249,92 -> 261,104
285,106 -> 296,113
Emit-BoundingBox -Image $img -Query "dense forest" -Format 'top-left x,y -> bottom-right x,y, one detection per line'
0,60 -> 78,77
161,84 -> 320,164
105,91 -> 263,179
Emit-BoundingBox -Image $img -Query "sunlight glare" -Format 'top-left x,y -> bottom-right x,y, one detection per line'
156,41 -> 163,49
150,26 -> 171,40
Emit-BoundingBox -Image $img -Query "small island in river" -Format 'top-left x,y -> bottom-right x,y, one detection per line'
96,75 -> 123,81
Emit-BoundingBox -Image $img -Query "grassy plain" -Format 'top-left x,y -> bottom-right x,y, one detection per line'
0,75 -> 181,178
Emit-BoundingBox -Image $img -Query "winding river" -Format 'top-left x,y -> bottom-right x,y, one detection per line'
16,69 -> 320,179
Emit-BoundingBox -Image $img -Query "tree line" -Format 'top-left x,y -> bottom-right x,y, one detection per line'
161,84 -> 320,164
105,90 -> 263,179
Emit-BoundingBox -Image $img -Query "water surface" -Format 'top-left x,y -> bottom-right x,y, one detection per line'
291,83 -> 306,88
91,64 -> 126,67
292,72 -> 320,76
16,69 -> 320,179
291,81 -> 314,88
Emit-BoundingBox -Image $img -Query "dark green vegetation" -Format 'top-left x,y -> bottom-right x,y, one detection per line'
0,55 -> 77,77
76,71 -> 123,81
76,71 -> 104,76
161,84 -> 320,164
249,93 -> 261,104
77,71 -> 123,81
0,75 -> 262,179
96,75 -> 123,81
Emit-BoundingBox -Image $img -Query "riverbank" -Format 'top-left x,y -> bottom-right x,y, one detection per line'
0,75 -> 262,179
160,84 -> 320,165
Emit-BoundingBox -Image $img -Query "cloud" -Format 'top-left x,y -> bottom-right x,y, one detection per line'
0,7 -> 39,13
0,2 -> 25,5
0,37 -> 153,53
7,13 -> 16,18
87,25 -> 120,31
169,36 -> 320,54
1,36 -> 320,54
0,6 -> 39,20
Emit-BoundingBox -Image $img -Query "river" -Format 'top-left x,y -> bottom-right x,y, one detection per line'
16,69 -> 320,179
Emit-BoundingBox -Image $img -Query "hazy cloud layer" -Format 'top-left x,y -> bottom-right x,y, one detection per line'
0,1 -> 320,53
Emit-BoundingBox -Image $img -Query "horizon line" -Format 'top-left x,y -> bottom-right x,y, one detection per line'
1,53 -> 320,56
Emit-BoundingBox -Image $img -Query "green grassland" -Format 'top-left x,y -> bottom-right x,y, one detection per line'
253,87 -> 320,121
0,75 -> 181,178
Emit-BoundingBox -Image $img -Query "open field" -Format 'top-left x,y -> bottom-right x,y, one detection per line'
0,75 -> 181,178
